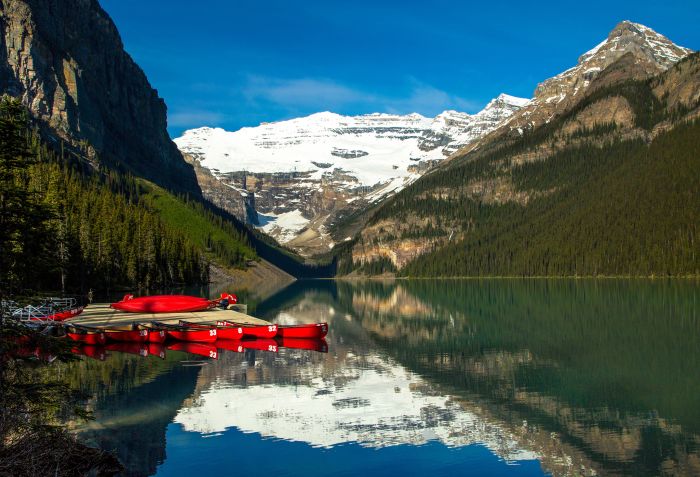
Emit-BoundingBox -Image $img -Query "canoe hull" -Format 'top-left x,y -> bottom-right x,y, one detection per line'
166,328 -> 217,343
181,321 -> 243,340
67,332 -> 107,345
29,306 -> 85,322
111,295 -> 214,313
217,321 -> 277,339
105,329 -> 150,343
277,323 -> 328,339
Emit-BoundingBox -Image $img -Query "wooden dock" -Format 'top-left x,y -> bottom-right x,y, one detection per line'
70,303 -> 270,327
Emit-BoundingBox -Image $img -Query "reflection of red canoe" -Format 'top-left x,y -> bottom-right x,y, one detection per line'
179,321 -> 243,340
216,339 -> 244,353
217,320 -> 278,339
277,337 -> 328,353
111,295 -> 215,313
67,330 -> 107,345
105,342 -> 149,357
167,342 -> 218,359
153,322 -> 217,342
142,326 -> 167,343
277,323 -> 328,339
147,343 -> 166,359
241,338 -> 278,353
71,345 -> 107,360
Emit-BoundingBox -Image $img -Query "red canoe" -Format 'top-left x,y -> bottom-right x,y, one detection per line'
179,320 -> 244,340
67,330 -> 107,345
110,294 -> 215,313
241,338 -> 278,353
167,342 -> 218,359
277,323 -> 328,339
217,320 -> 278,339
277,337 -> 329,353
103,327 -> 150,343
29,306 -> 85,322
153,322 -> 218,342
139,325 -> 167,343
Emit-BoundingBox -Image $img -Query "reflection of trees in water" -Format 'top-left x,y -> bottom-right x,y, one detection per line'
66,353 -> 200,477
348,279 -> 700,476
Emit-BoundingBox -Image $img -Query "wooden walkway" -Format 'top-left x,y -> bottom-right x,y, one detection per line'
70,303 -> 270,327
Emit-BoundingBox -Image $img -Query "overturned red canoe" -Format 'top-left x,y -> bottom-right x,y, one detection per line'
217,320 -> 278,339
277,337 -> 328,353
179,320 -> 244,340
167,342 -> 218,359
277,323 -> 328,339
110,294 -> 215,313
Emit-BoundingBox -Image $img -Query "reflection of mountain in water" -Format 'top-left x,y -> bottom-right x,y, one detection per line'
175,354 -> 538,462
333,280 -> 700,477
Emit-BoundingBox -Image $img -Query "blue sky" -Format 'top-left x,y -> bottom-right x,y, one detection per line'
100,0 -> 699,137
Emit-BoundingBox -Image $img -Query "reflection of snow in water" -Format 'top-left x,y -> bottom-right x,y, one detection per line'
173,355 -> 538,463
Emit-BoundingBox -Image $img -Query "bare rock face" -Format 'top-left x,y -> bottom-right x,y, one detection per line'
0,0 -> 200,196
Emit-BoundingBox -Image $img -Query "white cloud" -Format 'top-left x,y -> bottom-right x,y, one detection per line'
243,77 -> 377,111
242,76 -> 479,117
168,110 -> 226,127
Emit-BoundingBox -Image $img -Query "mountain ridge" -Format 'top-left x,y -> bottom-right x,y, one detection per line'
175,92 -> 528,254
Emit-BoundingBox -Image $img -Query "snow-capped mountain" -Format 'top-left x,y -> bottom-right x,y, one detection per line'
481,21 -> 692,141
175,94 -> 528,253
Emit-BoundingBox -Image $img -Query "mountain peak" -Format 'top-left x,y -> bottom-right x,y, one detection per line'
578,20 -> 692,69
529,21 -> 692,109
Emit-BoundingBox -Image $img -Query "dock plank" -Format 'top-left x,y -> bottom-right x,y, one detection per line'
69,303 -> 270,327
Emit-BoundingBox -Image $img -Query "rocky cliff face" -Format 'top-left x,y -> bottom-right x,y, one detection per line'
0,0 -> 200,196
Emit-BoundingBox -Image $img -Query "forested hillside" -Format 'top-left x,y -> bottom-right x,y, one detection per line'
342,53 -> 700,277
0,98 -> 256,294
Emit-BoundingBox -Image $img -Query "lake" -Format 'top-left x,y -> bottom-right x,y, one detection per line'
66,279 -> 700,476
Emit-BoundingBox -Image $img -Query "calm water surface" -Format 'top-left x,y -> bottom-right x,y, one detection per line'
66,279 -> 700,476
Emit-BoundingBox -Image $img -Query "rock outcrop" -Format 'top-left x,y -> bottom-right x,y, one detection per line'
0,0 -> 200,196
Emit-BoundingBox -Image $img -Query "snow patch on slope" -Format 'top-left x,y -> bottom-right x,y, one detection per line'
257,209 -> 310,243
